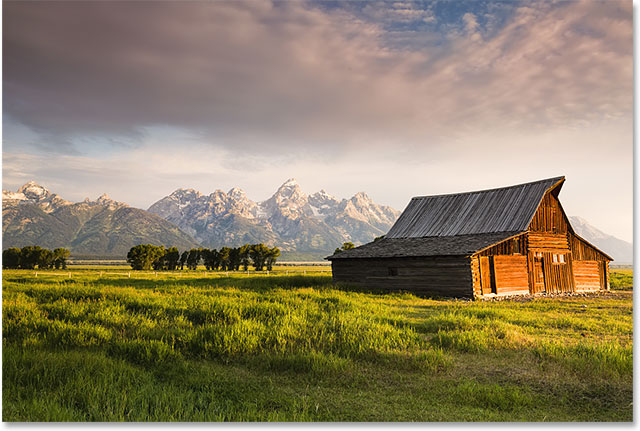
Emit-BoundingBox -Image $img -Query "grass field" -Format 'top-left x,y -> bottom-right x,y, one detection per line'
2,268 -> 633,421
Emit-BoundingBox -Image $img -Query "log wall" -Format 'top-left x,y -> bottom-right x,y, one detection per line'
573,260 -> 601,291
331,256 -> 474,298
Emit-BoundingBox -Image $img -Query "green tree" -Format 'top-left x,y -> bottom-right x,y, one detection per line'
218,247 -> 231,271
229,247 -> 242,271
3,248 -> 22,269
152,248 -> 167,271
127,244 -> 166,270
37,248 -> 55,269
186,248 -> 201,270
179,251 -> 189,270
165,247 -> 180,271
239,244 -> 251,271
249,243 -> 270,271
20,246 -> 44,269
334,242 -> 355,255
52,248 -> 70,269
265,246 -> 281,271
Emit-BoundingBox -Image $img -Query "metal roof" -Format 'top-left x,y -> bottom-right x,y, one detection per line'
385,176 -> 565,238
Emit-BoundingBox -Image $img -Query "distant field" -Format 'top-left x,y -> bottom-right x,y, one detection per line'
2,269 -> 632,421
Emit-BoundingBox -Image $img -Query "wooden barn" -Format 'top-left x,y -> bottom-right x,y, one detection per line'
327,177 -> 612,298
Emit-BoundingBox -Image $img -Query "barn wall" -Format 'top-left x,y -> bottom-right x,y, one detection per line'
529,192 -> 569,233
493,255 -> 529,295
570,233 -> 611,261
331,256 -> 474,298
527,232 -> 569,251
476,233 -> 527,256
573,260 -> 601,291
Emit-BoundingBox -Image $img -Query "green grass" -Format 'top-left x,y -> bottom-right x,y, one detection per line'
2,269 -> 633,421
609,268 -> 633,290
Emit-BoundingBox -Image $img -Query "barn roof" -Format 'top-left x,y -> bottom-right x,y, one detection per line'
386,176 -> 565,238
328,232 -> 522,260
328,176 -> 566,260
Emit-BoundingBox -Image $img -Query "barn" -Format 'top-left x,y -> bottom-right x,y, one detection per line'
327,177 -> 612,298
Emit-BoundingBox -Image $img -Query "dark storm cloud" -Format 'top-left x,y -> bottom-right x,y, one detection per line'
3,0 -> 633,154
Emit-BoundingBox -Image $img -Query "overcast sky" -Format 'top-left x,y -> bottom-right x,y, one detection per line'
2,0 -> 633,242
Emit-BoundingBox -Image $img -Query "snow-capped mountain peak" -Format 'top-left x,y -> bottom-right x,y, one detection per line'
147,178 -> 401,254
18,181 -> 51,200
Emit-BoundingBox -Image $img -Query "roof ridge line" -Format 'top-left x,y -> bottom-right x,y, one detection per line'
410,176 -> 565,201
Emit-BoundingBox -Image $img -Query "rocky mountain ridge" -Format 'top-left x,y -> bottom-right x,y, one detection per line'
147,178 -> 400,257
2,182 -> 199,256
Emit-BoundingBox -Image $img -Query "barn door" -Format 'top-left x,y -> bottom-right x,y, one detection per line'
479,256 -> 496,295
542,252 -> 575,293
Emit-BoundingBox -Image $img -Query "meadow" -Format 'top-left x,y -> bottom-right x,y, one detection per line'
2,267 -> 633,422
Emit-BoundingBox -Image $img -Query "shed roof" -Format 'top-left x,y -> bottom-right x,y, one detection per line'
328,232 -> 522,260
386,176 -> 565,238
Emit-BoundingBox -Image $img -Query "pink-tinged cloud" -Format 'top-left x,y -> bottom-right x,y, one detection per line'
3,0 -> 631,154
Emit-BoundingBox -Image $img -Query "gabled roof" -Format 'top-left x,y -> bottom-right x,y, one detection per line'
386,176 -> 565,238
328,176 -> 567,260
328,232 -> 522,260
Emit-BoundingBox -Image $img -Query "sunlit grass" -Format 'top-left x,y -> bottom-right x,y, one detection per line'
2,269 -> 632,421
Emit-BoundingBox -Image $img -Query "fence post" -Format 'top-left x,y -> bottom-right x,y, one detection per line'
68,272 -> 71,279
226,271 -> 228,277
155,272 -> 157,278
128,272 -> 131,278
304,270 -> 306,275
35,272 -> 37,278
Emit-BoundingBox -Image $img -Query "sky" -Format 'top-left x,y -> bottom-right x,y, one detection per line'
2,0 -> 633,242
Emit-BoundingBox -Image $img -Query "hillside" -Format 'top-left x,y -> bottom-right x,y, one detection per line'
2,182 -> 199,256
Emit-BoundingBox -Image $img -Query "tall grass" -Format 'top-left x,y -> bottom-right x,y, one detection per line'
2,269 -> 633,421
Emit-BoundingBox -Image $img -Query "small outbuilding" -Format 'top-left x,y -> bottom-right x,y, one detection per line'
327,177 -> 612,298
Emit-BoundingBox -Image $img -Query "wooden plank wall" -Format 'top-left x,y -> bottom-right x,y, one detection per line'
570,233 -> 610,261
470,256 -> 482,297
493,255 -> 529,295
331,256 -> 474,298
528,233 -> 569,251
573,260 -> 601,291
542,252 -> 575,293
476,234 -> 527,256
528,192 -> 569,233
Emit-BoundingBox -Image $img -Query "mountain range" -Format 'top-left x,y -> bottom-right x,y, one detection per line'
147,178 -> 400,259
2,182 -> 199,257
2,180 -> 632,263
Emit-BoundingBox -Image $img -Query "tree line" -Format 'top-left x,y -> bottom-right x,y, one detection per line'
3,246 -> 70,269
127,243 -> 281,271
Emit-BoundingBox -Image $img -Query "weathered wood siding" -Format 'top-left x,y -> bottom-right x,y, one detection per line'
527,232 -> 569,251
528,192 -> 569,233
493,255 -> 529,295
476,233 -> 527,256
331,256 -> 474,298
570,233 -> 610,261
573,260 -> 601,291
471,256 -> 482,297
542,251 -> 575,293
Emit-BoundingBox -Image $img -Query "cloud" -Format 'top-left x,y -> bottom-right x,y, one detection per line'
3,0 -> 631,157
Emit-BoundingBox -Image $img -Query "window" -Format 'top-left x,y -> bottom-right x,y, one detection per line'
552,254 -> 565,264
388,267 -> 398,276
